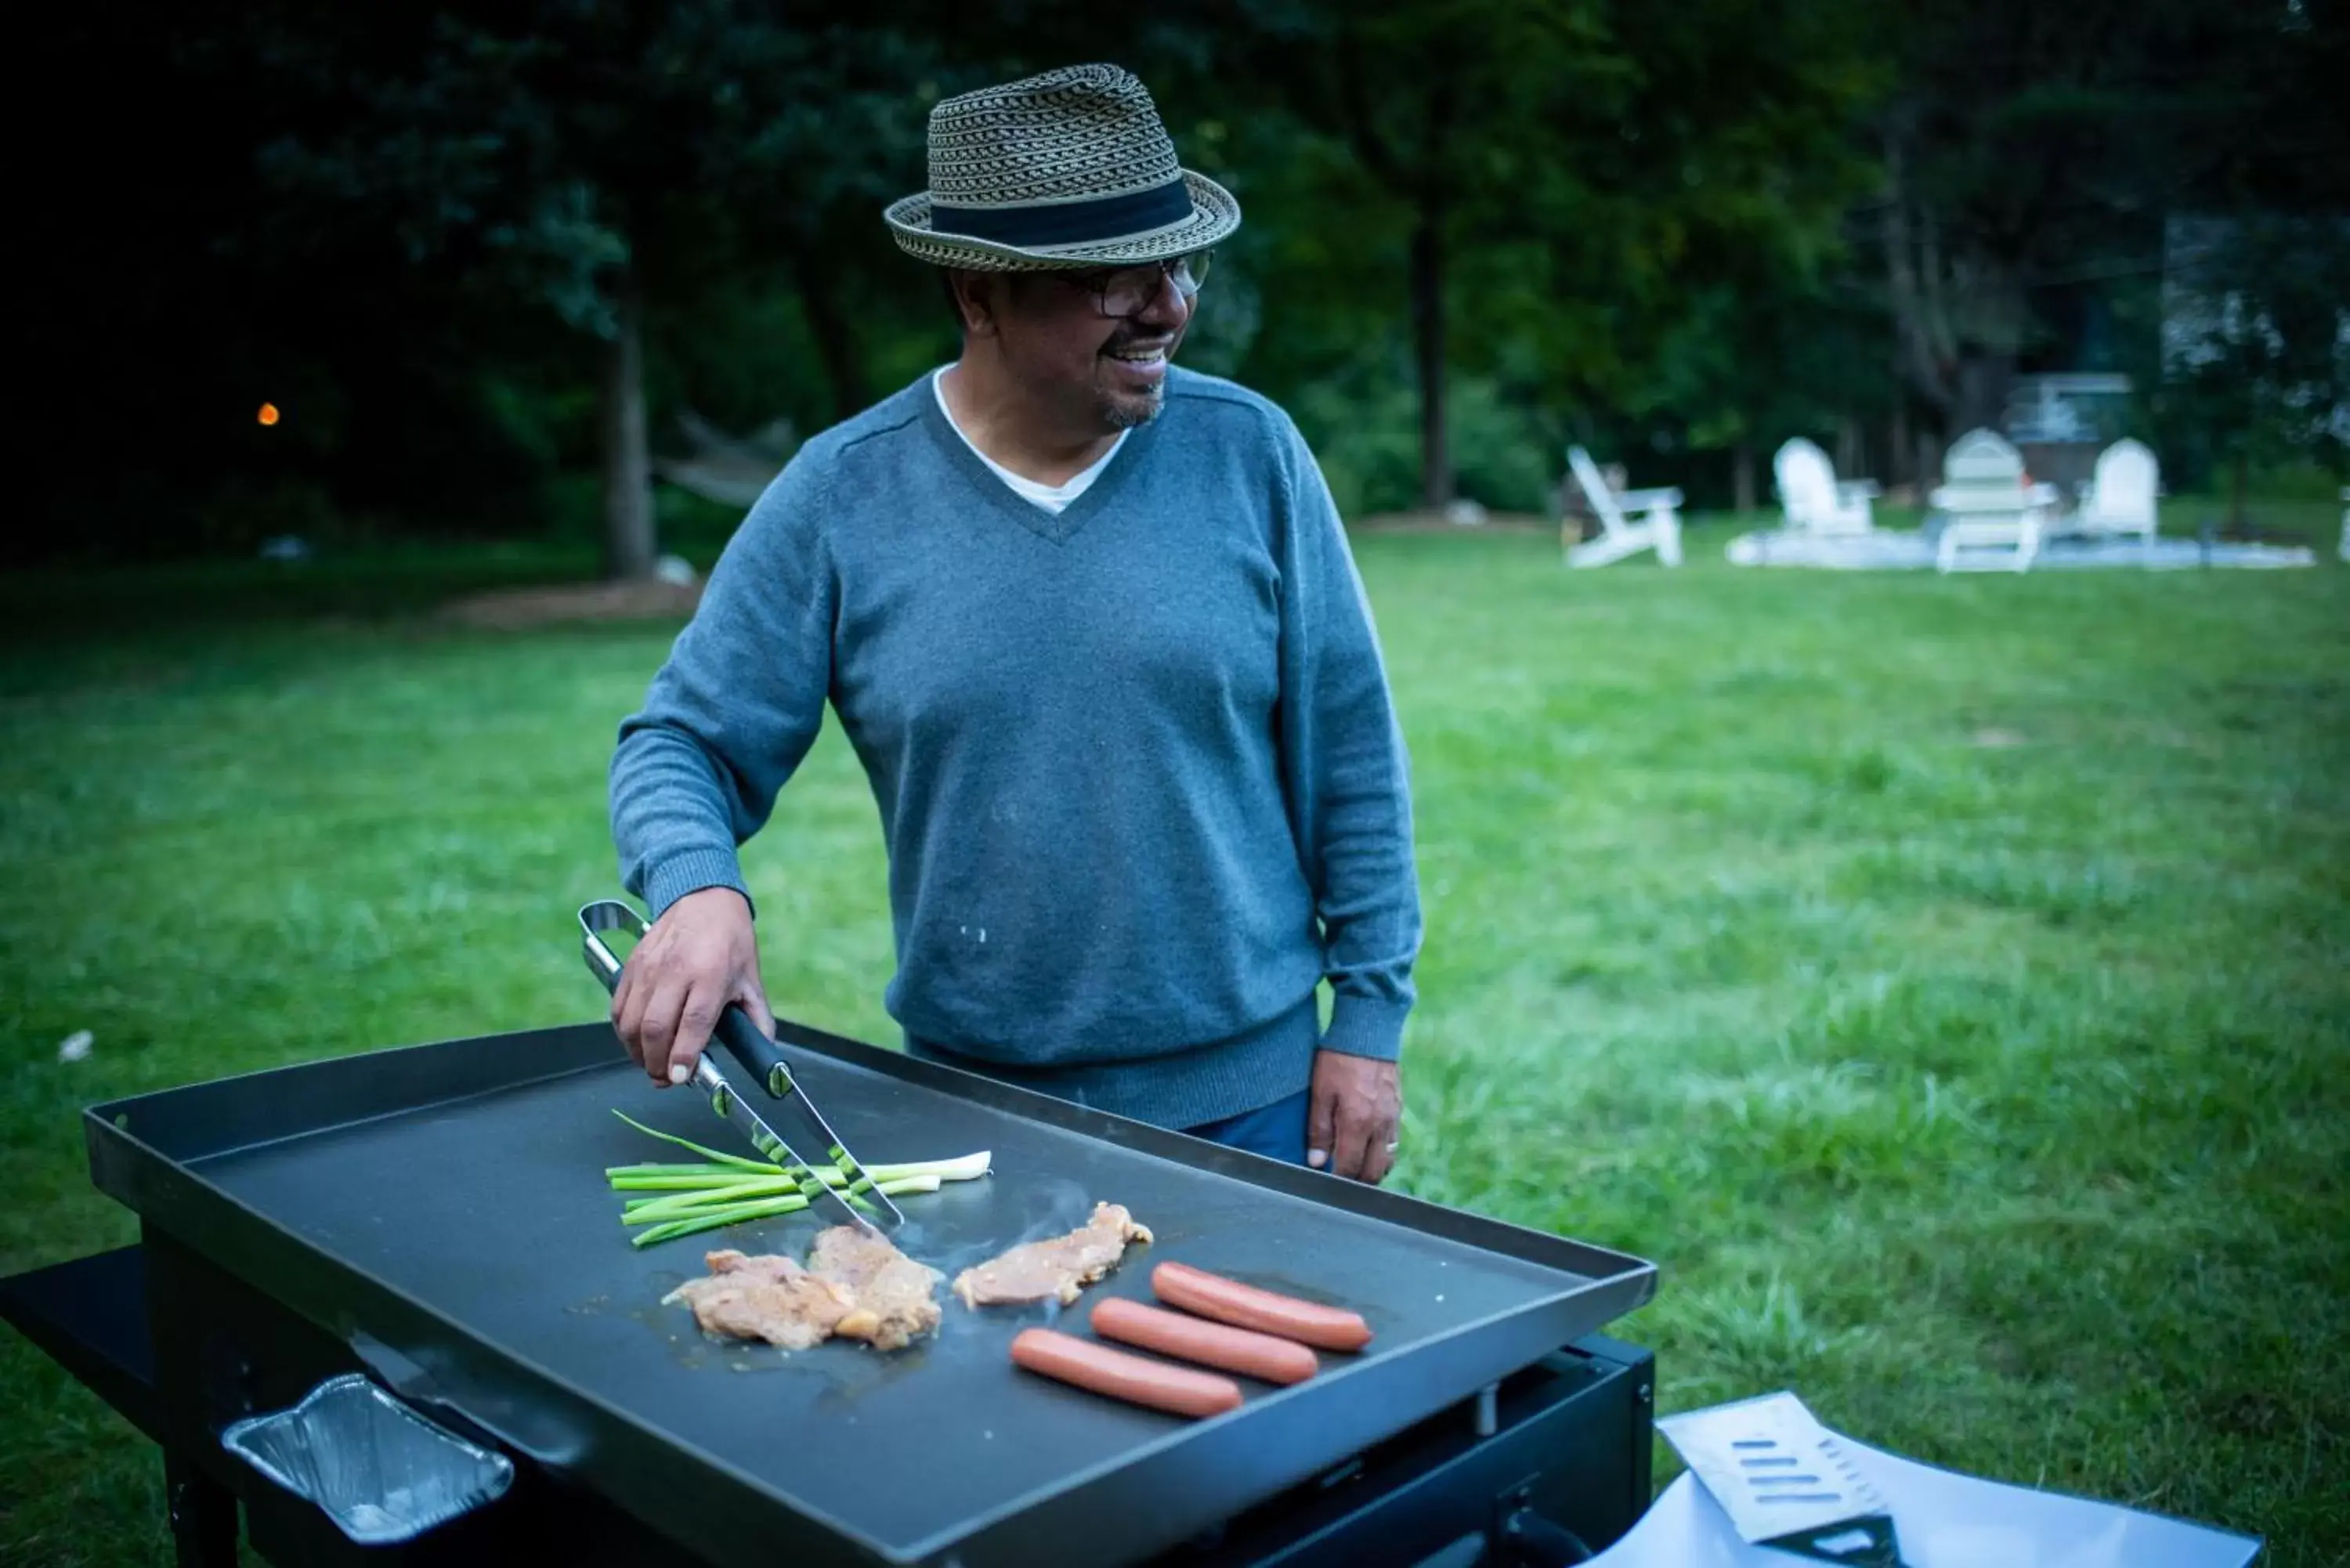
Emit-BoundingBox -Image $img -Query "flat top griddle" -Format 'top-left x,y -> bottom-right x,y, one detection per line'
89,1021 -> 1654,1568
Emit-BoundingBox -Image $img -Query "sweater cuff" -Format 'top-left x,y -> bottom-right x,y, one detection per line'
1318,992 -> 1411,1062
642,848 -> 755,921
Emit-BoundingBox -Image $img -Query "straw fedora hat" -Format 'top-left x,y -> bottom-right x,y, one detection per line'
884,63 -> 1241,271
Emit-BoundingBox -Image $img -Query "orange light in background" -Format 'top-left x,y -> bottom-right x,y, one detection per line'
257,403 -> 280,427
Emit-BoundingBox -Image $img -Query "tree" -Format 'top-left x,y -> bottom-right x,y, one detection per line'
253,4 -> 944,578
2156,213 -> 2350,527
1630,276 -> 1895,511
1869,0 -> 2349,456
1207,0 -> 1881,508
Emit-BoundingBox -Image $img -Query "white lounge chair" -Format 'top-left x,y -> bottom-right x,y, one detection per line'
1772,437 -> 1878,535
2071,438 -> 2160,541
1564,446 -> 1683,569
1931,428 -> 2052,573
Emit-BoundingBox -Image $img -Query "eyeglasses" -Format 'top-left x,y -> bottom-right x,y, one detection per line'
1050,251 -> 1213,319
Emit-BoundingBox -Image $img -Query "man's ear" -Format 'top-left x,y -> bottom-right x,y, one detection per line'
950,270 -> 1003,338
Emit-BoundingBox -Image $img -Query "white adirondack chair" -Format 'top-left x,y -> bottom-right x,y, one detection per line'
1773,437 -> 1878,534
1564,446 -> 1683,569
2071,438 -> 2160,540
1931,428 -> 2048,573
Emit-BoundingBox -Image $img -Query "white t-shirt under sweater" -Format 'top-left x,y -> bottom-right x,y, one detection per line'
931,367 -> 1126,514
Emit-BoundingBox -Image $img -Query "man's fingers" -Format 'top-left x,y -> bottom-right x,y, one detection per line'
1362,1088 -> 1401,1185
606,889 -> 769,1089
638,980 -> 693,1086
611,966 -> 644,1068
616,968 -> 661,1074
1307,1081 -> 1339,1170
671,985 -> 723,1083
737,977 -> 776,1041
1329,1093 -> 1374,1181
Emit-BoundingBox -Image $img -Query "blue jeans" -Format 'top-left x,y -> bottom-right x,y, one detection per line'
1181,1089 -> 1311,1166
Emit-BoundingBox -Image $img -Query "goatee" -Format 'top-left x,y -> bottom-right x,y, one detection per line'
1101,388 -> 1165,431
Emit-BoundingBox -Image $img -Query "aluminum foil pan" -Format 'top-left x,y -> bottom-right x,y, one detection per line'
220,1372 -> 514,1544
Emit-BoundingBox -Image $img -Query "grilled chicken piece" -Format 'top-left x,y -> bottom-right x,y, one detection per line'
661,1250 -> 855,1350
953,1202 -> 1154,1310
808,1226 -> 944,1351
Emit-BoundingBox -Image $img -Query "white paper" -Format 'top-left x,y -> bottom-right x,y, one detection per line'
1597,1396 -> 2261,1568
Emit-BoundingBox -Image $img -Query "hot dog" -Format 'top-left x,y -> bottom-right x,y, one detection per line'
1151,1262 -> 1374,1353
1010,1328 -> 1245,1418
1090,1297 -> 1320,1386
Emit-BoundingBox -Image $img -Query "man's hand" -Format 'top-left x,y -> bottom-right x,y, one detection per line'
611,887 -> 775,1086
1307,1051 -> 1403,1183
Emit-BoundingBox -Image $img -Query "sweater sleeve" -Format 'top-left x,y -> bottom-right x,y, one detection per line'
1274,418 -> 1423,1061
608,455 -> 837,919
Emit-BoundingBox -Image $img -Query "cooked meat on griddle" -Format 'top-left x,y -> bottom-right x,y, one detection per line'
663,1233 -> 944,1353
953,1202 -> 1154,1310
661,1250 -> 855,1350
808,1225 -> 944,1351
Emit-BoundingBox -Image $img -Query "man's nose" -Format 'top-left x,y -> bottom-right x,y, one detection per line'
1133,267 -> 1190,330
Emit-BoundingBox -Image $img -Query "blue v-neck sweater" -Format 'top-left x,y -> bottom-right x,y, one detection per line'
609,366 -> 1421,1128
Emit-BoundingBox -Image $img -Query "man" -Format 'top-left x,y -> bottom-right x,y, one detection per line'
607,63 -> 1420,1182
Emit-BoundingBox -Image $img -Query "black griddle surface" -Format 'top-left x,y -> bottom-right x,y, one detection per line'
98,1026 -> 1652,1565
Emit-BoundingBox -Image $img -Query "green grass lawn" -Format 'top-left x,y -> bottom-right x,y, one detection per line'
4,507 -> 2345,1563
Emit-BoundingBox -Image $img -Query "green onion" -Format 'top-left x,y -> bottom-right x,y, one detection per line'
606,1111 -> 989,1246
623,1178 -> 806,1223
630,1174 -> 943,1248
608,1151 -> 991,1195
609,1112 -> 776,1171
611,1172 -> 783,1192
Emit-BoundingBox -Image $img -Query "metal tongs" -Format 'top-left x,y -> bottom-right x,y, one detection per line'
578,899 -> 905,1237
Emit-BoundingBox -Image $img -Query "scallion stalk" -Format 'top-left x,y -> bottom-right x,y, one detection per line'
608,1112 -> 776,1171
606,1112 -> 990,1245
629,1173 -> 942,1248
